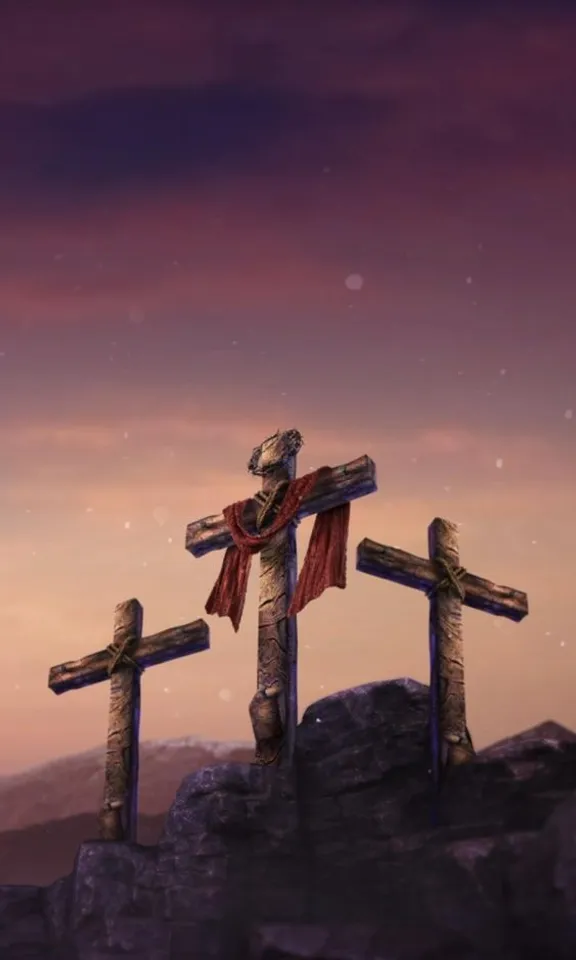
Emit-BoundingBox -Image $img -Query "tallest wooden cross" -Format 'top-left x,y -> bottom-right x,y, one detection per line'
186,429 -> 376,766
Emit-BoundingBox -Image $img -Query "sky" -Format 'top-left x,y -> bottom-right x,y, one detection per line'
0,0 -> 575,774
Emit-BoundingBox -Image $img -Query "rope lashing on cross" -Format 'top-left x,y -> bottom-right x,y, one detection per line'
427,558 -> 467,600
105,633 -> 142,675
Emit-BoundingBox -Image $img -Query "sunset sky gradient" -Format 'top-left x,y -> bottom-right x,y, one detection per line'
1,0 -> 575,774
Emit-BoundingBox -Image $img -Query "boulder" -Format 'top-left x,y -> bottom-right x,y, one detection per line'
2,679 -> 576,959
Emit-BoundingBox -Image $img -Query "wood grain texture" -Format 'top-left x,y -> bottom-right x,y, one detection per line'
250,441 -> 298,766
356,538 -> 528,621
48,619 -> 210,694
188,434 -> 376,767
428,519 -> 474,772
356,517 -> 529,780
186,455 -> 377,558
99,599 -> 142,842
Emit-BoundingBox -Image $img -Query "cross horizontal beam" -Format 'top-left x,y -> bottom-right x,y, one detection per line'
186,455 -> 377,558
48,618 -> 210,695
356,538 -> 528,621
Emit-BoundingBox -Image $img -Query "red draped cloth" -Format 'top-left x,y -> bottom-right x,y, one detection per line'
205,468 -> 350,632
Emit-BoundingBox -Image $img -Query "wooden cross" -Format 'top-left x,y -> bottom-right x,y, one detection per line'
356,517 -> 528,787
48,599 -> 210,842
186,429 -> 376,767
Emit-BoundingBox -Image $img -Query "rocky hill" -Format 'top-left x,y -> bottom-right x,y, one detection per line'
2,679 -> 576,959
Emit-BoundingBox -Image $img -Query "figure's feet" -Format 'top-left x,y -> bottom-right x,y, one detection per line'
442,729 -> 475,767
447,741 -> 475,765
253,737 -> 284,766
248,682 -> 284,766
98,806 -> 124,841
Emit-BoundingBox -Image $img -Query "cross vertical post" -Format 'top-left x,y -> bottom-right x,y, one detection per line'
100,599 -> 143,841
356,517 -> 528,787
250,432 -> 299,766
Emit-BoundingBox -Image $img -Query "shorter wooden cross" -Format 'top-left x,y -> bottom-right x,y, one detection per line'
357,518 -> 528,788
48,599 -> 209,842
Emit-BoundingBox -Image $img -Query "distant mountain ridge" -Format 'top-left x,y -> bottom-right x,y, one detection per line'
0,736 -> 254,833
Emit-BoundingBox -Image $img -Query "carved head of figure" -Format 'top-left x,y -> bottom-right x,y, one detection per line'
247,429 -> 304,477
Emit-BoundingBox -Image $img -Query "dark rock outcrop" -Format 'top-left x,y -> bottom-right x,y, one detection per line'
2,678 -> 576,959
